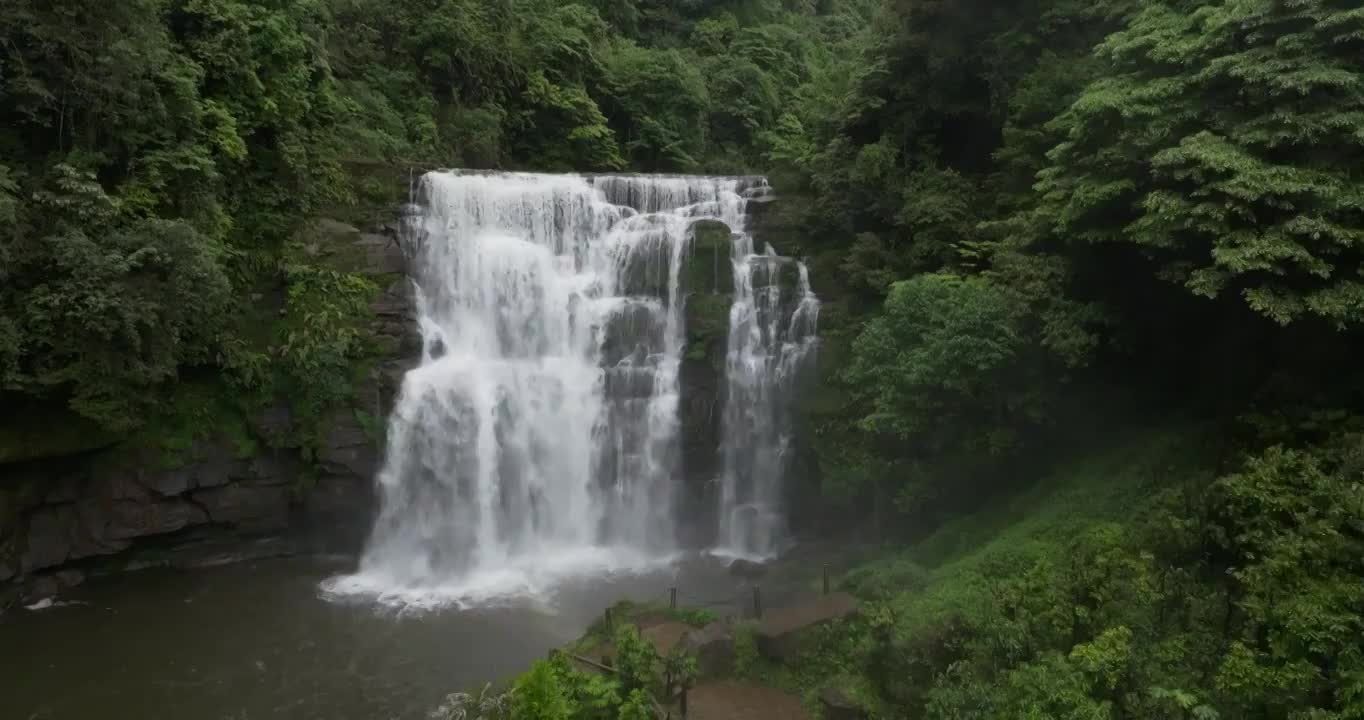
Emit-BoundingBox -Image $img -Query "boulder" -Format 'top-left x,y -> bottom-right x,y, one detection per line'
680,622 -> 735,677
20,505 -> 77,572
23,568 -> 86,602
819,686 -> 867,720
728,558 -> 768,579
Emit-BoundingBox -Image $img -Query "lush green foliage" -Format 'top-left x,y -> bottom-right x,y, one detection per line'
7,1 -> 1364,717
1037,0 -> 1364,326
491,624 -> 679,720
782,0 -> 1364,540
795,431 -> 1364,720
0,0 -> 869,447
743,0 -> 1364,717
845,274 -> 1045,455
0,0 -> 358,441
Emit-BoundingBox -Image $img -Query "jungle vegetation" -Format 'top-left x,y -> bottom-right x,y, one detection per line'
3,0 -> 1364,717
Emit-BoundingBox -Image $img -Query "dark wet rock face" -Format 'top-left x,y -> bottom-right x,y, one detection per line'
105,500 -> 209,541
19,506 -> 81,572
0,438 -> 344,604
319,420 -> 378,479
675,220 -> 736,544
193,485 -> 290,530
0,217 -> 416,606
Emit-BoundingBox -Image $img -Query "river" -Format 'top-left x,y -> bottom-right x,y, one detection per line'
2,554 -> 751,720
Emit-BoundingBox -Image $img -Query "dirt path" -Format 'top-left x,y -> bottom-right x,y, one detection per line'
642,620 -> 691,656
686,682 -> 811,720
757,591 -> 858,637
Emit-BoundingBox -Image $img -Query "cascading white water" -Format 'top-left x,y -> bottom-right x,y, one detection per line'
326,171 -> 764,607
713,221 -> 820,560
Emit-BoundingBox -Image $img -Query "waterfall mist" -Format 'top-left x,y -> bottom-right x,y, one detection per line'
324,170 -> 815,607
713,240 -> 821,560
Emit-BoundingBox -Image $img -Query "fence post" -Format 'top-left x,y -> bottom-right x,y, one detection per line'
670,587 -> 678,610
681,686 -> 689,718
823,563 -> 830,595
753,585 -> 763,620
604,607 -> 612,631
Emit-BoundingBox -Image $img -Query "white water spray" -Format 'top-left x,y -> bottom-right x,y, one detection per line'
713,219 -> 821,561
326,171 -> 773,607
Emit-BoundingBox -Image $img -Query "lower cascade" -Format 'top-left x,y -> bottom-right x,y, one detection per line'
715,244 -> 820,560
326,170 -> 816,606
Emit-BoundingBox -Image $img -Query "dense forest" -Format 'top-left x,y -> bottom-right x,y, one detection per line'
4,0 -> 1364,717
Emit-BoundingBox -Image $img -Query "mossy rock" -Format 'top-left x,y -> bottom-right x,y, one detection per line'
685,220 -> 735,295
746,192 -> 808,258
749,255 -> 803,307
617,243 -> 674,298
296,219 -> 406,277
685,293 -> 734,365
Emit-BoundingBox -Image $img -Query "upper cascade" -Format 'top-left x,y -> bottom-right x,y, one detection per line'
323,170 -> 813,607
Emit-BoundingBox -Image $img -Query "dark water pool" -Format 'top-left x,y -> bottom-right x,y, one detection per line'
1,555 -> 750,720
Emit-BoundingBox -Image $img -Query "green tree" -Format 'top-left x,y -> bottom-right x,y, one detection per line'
1037,0 -> 1364,326
2,165 -> 230,429
844,274 -> 1046,456
600,42 -> 710,170
1211,444 -> 1364,717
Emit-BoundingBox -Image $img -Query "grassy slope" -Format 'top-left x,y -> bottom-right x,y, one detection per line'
892,428 -> 1205,627
768,425 -> 1218,712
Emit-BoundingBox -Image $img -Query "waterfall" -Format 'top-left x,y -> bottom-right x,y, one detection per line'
713,223 -> 821,561
326,171 -> 768,607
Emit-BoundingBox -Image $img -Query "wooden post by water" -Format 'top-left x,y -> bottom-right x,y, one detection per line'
670,587 -> 678,610
753,585 -> 763,619
604,606 -> 613,631
823,563 -> 830,595
681,686 -> 689,718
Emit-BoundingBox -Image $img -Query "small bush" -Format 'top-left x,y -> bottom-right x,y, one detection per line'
733,624 -> 759,678
840,557 -> 930,600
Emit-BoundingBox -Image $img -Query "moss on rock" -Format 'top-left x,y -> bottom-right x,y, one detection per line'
686,293 -> 733,365
685,220 -> 736,296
